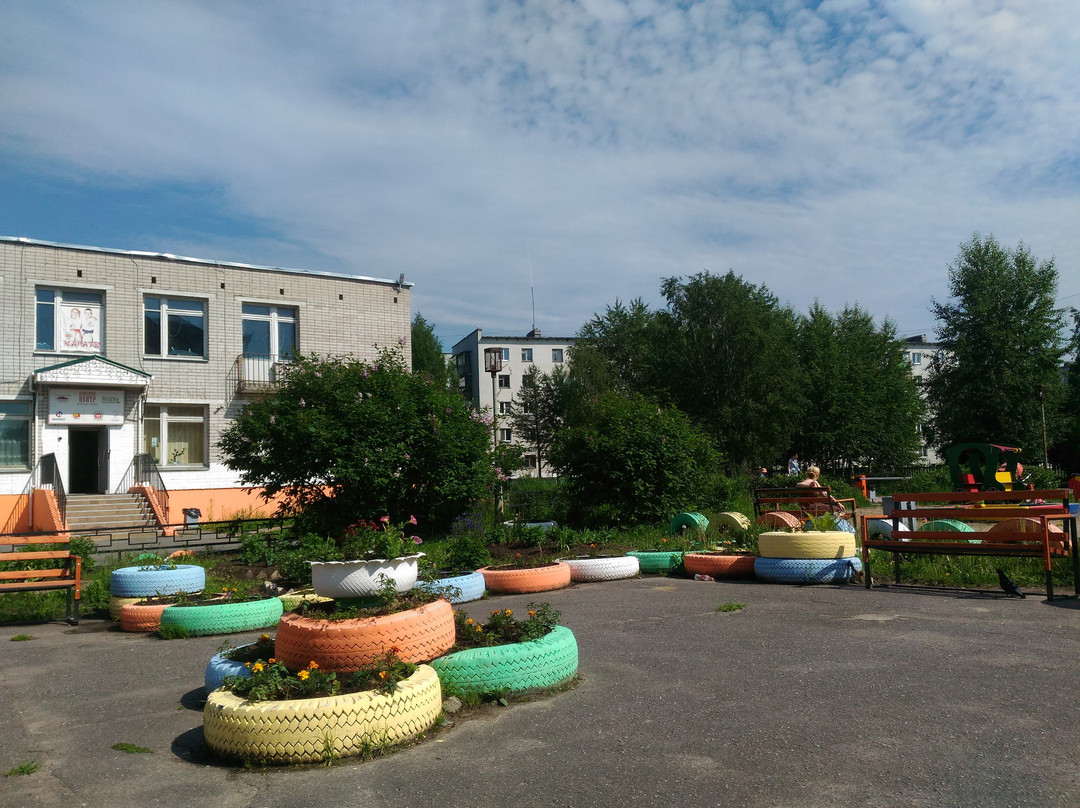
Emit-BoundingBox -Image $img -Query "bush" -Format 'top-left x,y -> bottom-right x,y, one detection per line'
220,349 -> 494,537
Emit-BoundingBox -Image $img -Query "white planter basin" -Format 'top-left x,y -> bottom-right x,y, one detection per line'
309,554 -> 424,598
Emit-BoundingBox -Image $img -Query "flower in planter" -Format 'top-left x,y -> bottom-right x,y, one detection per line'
452,602 -> 561,649
341,517 -> 424,561
224,650 -> 417,703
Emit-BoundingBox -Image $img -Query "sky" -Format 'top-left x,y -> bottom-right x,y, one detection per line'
3,0 -> 1079,351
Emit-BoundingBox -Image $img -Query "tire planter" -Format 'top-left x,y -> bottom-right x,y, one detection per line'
430,626 -> 578,695
754,556 -> 862,585
557,555 -> 640,582
205,645 -> 255,694
415,571 -> 486,604
866,520 -> 910,541
758,531 -> 857,559
919,519 -> 974,532
203,664 -> 442,764
625,551 -> 684,574
109,564 -> 206,598
310,554 -> 423,599
275,598 -> 455,673
477,562 -> 572,594
158,597 -> 284,637
714,512 -> 751,532
683,552 -> 757,578
109,595 -> 141,620
120,594 -> 225,633
755,511 -> 803,530
668,512 -> 709,536
988,517 -> 1064,534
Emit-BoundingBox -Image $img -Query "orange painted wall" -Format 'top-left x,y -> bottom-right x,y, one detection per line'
166,487 -> 289,524
0,494 -> 31,534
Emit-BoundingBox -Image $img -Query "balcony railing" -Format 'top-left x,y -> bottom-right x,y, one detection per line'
234,354 -> 292,393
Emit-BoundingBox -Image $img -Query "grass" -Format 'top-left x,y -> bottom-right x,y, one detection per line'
716,602 -> 746,613
9,633 -> 34,641
111,742 -> 153,754
4,761 -> 40,777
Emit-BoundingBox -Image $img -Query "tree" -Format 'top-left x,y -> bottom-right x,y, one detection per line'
411,312 -> 456,388
508,365 -> 562,477
551,391 -> 720,527
795,303 -> 923,470
925,235 -> 1067,458
219,349 -> 493,537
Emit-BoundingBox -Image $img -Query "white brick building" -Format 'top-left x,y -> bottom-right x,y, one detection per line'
0,237 -> 410,533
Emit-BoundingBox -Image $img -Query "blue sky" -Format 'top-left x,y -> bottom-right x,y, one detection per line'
3,0 -> 1079,349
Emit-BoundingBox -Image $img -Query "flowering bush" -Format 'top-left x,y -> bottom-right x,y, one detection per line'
222,649 -> 418,702
340,515 -> 423,560
453,602 -> 561,649
220,633 -> 275,663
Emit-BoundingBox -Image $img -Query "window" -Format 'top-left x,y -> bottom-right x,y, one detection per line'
521,348 -> 533,362
523,454 -> 537,469
143,404 -> 207,466
144,297 -> 206,358
499,428 -> 512,443
500,348 -> 510,361
911,352 -> 922,365
498,375 -> 511,389
0,401 -> 31,468
242,304 -> 297,360
552,348 -> 564,363
499,401 -> 512,415
36,288 -> 104,353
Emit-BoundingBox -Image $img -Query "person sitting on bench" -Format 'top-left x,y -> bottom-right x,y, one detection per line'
796,466 -> 847,516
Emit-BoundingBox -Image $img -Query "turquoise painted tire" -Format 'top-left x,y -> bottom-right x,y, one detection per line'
668,512 -> 709,536
754,556 -> 862,584
626,551 -> 684,574
205,645 -> 254,694
430,626 -> 578,695
919,519 -> 973,532
109,564 -> 205,598
159,597 -> 284,636
415,571 -> 486,604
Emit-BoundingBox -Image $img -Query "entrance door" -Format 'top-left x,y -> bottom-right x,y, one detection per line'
69,428 -> 108,494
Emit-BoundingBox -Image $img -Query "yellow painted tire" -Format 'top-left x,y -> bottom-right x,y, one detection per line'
758,531 -> 857,559
109,596 -> 141,620
203,664 -> 442,764
714,512 -> 750,532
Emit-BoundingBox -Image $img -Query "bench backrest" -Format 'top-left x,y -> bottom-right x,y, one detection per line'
0,534 -> 82,591
754,487 -> 855,518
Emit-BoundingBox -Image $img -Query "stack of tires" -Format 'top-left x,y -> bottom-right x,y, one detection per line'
754,531 -> 862,584
109,564 -> 206,625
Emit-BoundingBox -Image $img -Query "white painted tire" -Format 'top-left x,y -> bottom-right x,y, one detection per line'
557,555 -> 640,582
310,554 -> 423,598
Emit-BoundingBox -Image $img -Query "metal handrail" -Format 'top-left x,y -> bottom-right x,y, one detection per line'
38,453 -> 67,525
116,452 -> 169,520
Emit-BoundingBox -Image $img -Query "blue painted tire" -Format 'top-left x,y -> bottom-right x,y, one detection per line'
430,626 -> 578,695
159,597 -> 284,636
205,645 -> 254,694
626,551 -> 684,574
754,556 -> 862,584
415,571 -> 486,604
109,564 -> 206,598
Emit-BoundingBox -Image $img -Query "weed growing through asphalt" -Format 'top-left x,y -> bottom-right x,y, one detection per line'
156,623 -> 191,640
4,761 -> 40,776
9,634 -> 33,641
716,602 -> 746,613
111,743 -> 153,754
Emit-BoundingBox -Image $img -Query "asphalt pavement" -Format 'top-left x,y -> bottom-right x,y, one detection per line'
3,576 -> 1080,808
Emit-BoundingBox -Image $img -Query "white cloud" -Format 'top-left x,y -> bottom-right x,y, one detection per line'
1,0 -> 1078,347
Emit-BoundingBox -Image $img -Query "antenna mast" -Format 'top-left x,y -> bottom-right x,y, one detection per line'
528,245 -> 536,334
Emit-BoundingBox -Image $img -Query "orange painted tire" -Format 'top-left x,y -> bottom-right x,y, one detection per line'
988,517 -> 1066,553
477,563 -> 572,594
756,511 -> 802,530
683,552 -> 757,578
119,601 -> 172,632
275,598 -> 455,674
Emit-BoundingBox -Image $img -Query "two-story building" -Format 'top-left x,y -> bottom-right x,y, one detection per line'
0,236 -> 410,534
452,328 -> 573,476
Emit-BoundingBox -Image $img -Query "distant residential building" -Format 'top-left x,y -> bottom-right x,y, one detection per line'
452,328 -> 573,477
904,334 -> 944,463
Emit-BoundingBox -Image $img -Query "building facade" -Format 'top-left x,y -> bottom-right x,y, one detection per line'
451,328 -> 573,476
904,334 -> 944,463
0,237 -> 411,533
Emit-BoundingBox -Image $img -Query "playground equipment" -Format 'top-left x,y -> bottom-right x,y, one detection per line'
944,442 -> 1030,492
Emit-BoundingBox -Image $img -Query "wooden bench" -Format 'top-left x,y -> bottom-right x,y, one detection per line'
753,486 -> 856,522
860,489 -> 1079,600
0,534 -> 82,624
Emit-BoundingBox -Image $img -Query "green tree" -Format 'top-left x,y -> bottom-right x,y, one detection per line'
576,298 -> 665,399
550,391 -> 720,527
219,349 -> 492,536
411,312 -> 456,388
795,303 -> 923,470
925,235 -> 1067,457
508,365 -> 563,477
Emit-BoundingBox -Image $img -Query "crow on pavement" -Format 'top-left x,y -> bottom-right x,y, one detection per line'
997,569 -> 1026,599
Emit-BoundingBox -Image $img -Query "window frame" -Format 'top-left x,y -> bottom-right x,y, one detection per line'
143,403 -> 209,468
241,302 -> 298,361
521,348 -> 533,362
499,427 -> 512,443
498,401 -> 512,415
143,295 -> 208,360
498,374 -> 511,389
0,399 -> 32,469
551,348 -> 564,363
35,287 -> 105,354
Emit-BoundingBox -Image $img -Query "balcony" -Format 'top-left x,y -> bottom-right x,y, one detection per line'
234,354 -> 291,394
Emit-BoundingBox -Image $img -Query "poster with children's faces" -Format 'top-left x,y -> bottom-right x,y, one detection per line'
59,303 -> 102,352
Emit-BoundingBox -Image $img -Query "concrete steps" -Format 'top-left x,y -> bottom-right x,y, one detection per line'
65,493 -> 158,533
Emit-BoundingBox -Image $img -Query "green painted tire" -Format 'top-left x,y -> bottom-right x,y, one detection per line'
668,512 -> 709,536
626,550 -> 684,574
158,597 -> 284,636
430,626 -> 578,696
